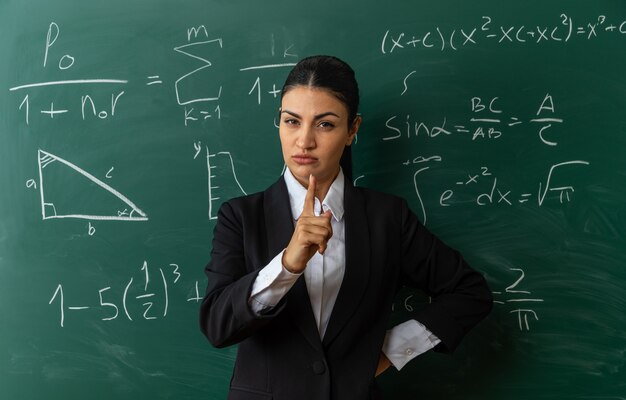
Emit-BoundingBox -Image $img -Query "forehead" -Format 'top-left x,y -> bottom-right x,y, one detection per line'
281,86 -> 348,116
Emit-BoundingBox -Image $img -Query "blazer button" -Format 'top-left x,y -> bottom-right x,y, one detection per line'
312,361 -> 326,375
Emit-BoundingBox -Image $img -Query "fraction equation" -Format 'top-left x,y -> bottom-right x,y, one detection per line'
386,93 -> 563,146
48,261 -> 203,327
8,22 -> 300,126
493,267 -> 544,331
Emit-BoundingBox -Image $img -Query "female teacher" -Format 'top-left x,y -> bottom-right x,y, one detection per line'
200,55 -> 493,400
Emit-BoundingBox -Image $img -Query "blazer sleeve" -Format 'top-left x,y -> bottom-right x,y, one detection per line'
199,200 -> 286,348
398,199 -> 493,353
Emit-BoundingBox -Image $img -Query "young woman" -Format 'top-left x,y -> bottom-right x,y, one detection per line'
200,55 -> 493,400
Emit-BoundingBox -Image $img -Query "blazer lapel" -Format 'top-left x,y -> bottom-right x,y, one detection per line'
322,180 -> 371,348
264,178 -> 294,262
264,178 -> 323,352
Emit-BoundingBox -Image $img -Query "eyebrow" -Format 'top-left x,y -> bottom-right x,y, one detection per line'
281,109 -> 341,120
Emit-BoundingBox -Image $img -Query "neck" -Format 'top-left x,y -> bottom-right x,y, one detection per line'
312,181 -> 332,202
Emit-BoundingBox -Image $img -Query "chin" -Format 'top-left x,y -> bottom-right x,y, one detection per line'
291,165 -> 315,178
290,162 -> 314,172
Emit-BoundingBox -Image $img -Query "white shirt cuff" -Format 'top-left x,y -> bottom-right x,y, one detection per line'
382,319 -> 441,371
248,250 -> 302,314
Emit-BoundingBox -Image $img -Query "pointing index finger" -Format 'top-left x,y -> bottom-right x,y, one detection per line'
302,174 -> 316,216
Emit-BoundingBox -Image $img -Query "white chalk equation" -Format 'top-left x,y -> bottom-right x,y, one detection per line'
387,93 -> 564,146
9,22 -> 127,125
48,261 -> 203,327
438,160 -> 590,208
390,267 -> 543,332
493,267 -> 544,331
31,149 -> 148,222
240,33 -> 298,106
176,28 -> 297,125
406,159 -> 589,224
381,14 -> 626,54
6,23 -> 229,126
387,92 -> 590,221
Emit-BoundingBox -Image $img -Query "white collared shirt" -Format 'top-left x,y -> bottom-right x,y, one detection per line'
249,168 -> 440,370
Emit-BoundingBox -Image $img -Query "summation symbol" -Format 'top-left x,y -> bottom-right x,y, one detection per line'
174,30 -> 223,105
174,26 -> 224,126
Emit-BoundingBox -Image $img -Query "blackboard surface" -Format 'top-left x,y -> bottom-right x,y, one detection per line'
1,1 -> 625,399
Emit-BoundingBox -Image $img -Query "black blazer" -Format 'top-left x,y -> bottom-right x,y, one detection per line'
200,177 -> 493,400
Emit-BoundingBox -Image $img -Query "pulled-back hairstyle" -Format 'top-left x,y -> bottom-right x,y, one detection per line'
281,55 -> 360,125
280,55 -> 360,180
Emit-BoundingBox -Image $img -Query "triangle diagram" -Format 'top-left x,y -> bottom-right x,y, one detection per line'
38,149 -> 148,221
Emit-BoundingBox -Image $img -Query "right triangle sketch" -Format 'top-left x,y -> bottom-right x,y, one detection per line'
37,149 -> 148,221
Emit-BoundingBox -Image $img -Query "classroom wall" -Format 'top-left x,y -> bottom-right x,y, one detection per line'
1,1 -> 625,399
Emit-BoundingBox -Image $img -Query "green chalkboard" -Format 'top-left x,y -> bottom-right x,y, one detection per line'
1,1 -> 625,399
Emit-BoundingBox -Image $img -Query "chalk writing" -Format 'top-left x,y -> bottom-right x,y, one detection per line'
493,267 -> 544,331
391,293 -> 432,313
35,149 -> 148,223
381,14 -> 626,54
9,22 -> 128,125
174,38 -> 223,105
44,22 -> 74,69
240,34 -> 298,105
437,161 -> 590,208
173,27 -> 224,126
388,94 -> 563,145
49,261 -> 200,327
205,146 -> 247,220
392,92 -> 590,224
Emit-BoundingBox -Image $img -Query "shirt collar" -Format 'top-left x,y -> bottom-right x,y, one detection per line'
283,168 -> 345,222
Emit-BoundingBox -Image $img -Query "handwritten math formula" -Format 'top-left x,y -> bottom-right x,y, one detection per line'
3,16 -> 605,337
386,93 -> 563,145
436,160 -> 590,209
8,23 -> 297,127
393,267 -> 544,331
177,28 -> 298,125
493,267 -> 544,331
10,14 -> 625,125
381,14 -> 626,54
383,93 -> 590,224
48,261 -> 203,327
9,23 -> 127,125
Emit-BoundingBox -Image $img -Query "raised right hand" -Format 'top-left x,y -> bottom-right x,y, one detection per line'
282,174 -> 333,273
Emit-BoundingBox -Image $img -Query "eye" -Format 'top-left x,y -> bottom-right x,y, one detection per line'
283,118 -> 300,126
317,121 -> 335,129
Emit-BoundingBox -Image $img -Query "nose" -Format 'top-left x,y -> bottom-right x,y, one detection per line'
296,125 -> 316,150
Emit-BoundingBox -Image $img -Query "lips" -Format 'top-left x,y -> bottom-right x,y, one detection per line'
292,154 -> 318,165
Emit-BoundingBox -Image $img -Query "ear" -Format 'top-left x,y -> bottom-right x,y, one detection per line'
346,115 -> 362,146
